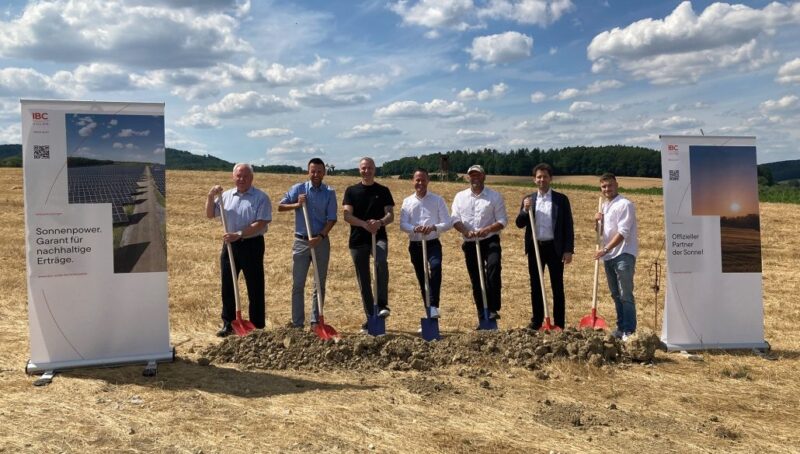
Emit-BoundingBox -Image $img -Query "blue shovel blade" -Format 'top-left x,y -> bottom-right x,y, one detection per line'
367,314 -> 386,336
420,317 -> 440,341
477,313 -> 498,331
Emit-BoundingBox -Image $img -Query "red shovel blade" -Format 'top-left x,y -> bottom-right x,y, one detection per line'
539,317 -> 562,332
232,310 -> 256,336
312,316 -> 340,341
578,309 -> 608,330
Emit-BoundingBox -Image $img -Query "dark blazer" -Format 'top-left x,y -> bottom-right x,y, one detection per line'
515,190 -> 575,259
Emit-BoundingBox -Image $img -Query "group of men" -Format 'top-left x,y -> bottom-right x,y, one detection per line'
206,158 -> 639,339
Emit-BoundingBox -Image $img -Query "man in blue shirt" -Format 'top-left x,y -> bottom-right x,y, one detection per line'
205,163 -> 272,336
279,158 -> 337,329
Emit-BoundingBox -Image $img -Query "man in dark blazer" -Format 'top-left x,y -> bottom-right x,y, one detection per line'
515,163 -> 575,330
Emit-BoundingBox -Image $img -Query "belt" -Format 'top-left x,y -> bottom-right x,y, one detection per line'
294,233 -> 309,240
537,239 -> 554,245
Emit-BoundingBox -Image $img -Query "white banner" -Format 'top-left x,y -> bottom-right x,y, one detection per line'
22,99 -> 173,373
660,135 -> 767,351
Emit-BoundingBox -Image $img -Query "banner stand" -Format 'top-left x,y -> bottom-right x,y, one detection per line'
659,135 -> 768,352
22,99 -> 173,376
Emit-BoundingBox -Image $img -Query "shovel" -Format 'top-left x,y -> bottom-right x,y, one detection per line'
475,238 -> 498,331
301,201 -> 339,341
419,233 -> 440,341
367,232 -> 386,336
217,194 -> 256,337
579,197 -> 609,330
528,207 -> 561,332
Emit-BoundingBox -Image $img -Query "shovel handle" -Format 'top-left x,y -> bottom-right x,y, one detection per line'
592,197 -> 603,310
216,195 -> 242,314
528,207 -> 550,320
421,232 -> 432,311
475,239 -> 489,312
301,201 -> 325,318
371,233 -> 378,309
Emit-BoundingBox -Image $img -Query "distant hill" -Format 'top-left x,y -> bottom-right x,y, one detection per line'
761,159 -> 800,182
0,145 -> 302,173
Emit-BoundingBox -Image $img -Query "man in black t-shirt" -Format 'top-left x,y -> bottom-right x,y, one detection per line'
343,157 -> 395,332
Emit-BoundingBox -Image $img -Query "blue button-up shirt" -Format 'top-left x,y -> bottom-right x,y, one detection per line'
280,181 -> 337,236
216,186 -> 272,237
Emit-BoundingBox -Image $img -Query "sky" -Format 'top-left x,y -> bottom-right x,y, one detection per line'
65,113 -> 165,164
1,0 -> 799,168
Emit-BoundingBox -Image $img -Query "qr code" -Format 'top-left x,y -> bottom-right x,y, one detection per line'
34,145 -> 50,159
669,169 -> 679,181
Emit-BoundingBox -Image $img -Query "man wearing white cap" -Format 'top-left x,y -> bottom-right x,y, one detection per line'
451,164 -> 508,324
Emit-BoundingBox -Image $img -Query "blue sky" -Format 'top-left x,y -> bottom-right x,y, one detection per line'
1,0 -> 799,167
65,114 -> 165,164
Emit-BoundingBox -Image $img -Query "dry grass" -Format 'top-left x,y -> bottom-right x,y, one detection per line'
0,167 -> 798,453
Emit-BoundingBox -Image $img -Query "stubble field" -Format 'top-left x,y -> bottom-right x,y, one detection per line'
0,167 -> 798,453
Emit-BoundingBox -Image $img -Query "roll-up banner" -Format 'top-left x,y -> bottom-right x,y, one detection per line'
659,135 -> 768,351
21,100 -> 173,373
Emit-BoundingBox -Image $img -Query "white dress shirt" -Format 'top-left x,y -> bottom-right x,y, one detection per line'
450,186 -> 508,242
399,191 -> 452,241
534,189 -> 554,241
602,194 -> 638,259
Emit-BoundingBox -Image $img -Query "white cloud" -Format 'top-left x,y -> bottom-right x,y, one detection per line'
339,123 -> 402,139
375,99 -> 469,118
389,0 -> 574,31
247,128 -> 293,138
642,115 -> 702,130
78,118 -> 98,137
555,79 -> 622,100
0,123 -> 21,143
266,137 -> 324,164
587,1 -> 799,84
530,91 -> 547,103
467,31 -> 533,64
777,58 -> 800,84
667,101 -> 710,112
568,101 -> 618,113
118,129 -> 151,137
207,91 -> 297,118
0,67 -> 71,97
176,105 -> 221,129
457,82 -> 508,101
113,142 -> 124,149
540,110 -> 577,124
289,74 -> 388,107
390,0 -> 474,30
0,0 -> 250,69
310,118 -> 330,128
760,94 -> 799,113
477,0 -> 575,27
392,139 -> 444,150
456,128 -> 498,142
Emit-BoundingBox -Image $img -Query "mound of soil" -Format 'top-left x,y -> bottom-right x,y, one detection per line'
201,328 -> 664,372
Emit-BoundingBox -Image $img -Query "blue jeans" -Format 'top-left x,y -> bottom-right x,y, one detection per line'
603,253 -> 636,333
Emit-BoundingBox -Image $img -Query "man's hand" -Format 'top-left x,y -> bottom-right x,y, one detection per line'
308,235 -> 322,248
563,252 -> 573,264
223,231 -> 242,243
522,196 -> 533,211
209,185 -> 223,199
298,193 -> 307,206
365,219 -> 382,234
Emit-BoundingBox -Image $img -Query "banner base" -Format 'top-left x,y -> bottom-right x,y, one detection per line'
662,340 -> 769,352
25,348 -> 175,375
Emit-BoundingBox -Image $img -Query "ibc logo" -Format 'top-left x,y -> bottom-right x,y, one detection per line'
667,144 -> 679,155
32,112 -> 48,120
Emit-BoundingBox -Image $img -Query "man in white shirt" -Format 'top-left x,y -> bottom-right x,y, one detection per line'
594,173 -> 638,339
400,168 -> 452,319
451,164 -> 508,324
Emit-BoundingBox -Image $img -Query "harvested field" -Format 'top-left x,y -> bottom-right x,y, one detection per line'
1,168 -> 798,453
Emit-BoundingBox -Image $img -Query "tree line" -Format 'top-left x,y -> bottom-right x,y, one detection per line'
379,146 -> 662,178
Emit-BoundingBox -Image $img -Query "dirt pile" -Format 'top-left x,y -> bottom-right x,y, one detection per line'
201,327 -> 664,371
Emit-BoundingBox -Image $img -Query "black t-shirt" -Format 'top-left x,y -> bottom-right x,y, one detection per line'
342,181 -> 395,248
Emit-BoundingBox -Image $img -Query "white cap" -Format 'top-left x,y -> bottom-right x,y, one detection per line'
466,164 -> 485,175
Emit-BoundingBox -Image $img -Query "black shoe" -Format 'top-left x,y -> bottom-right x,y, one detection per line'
360,322 -> 369,334
378,307 -> 391,318
527,322 -> 541,331
489,311 -> 500,320
216,323 -> 233,337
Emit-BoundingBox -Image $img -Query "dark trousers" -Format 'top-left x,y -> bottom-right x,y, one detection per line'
462,235 -> 502,316
220,235 -> 265,328
350,240 -> 389,317
408,239 -> 442,310
527,240 -> 565,329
